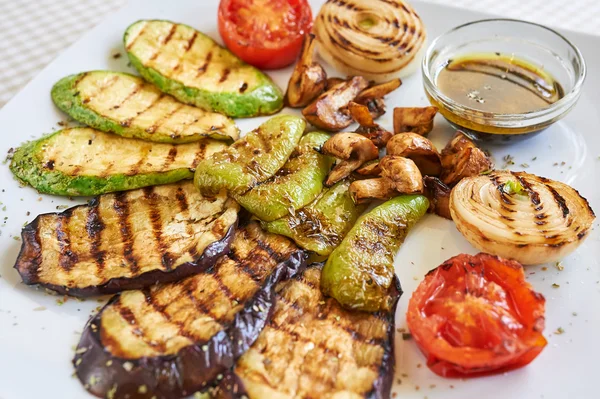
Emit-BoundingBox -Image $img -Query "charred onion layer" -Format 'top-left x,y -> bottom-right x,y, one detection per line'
450,171 -> 595,265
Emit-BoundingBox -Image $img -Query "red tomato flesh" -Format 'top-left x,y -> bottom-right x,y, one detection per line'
407,253 -> 547,377
218,0 -> 312,69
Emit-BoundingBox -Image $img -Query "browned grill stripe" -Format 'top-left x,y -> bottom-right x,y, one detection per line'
512,172 -> 542,206
81,75 -> 119,106
227,250 -> 264,282
163,24 -> 177,44
86,198 -> 106,275
56,211 -> 78,272
197,51 -> 213,77
219,68 -> 231,84
129,94 -> 165,126
125,25 -> 146,50
116,302 -> 167,352
143,187 -> 175,271
174,187 -> 200,259
73,72 -> 89,87
183,277 -> 227,327
186,31 -> 198,52
191,141 -> 208,168
109,84 -> 141,113
142,288 -> 198,341
127,146 -> 151,176
113,192 -> 139,274
163,147 -> 178,169
146,104 -> 185,134
547,185 -> 570,218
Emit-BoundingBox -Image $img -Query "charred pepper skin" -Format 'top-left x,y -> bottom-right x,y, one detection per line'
262,180 -> 365,256
233,132 -> 334,222
194,115 -> 305,196
321,194 -> 429,312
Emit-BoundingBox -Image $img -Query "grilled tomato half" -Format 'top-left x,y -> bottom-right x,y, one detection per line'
218,0 -> 313,69
407,253 -> 547,377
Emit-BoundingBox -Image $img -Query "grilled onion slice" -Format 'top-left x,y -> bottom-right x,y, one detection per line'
450,171 -> 595,265
314,0 -> 427,81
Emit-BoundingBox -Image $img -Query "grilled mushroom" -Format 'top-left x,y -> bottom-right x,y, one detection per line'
354,78 -> 402,118
322,132 -> 379,186
302,76 -> 370,131
285,34 -> 327,108
379,155 -> 423,194
393,106 -> 438,135
440,132 -> 492,186
423,176 -> 452,220
326,77 -> 345,90
355,159 -> 381,176
386,133 -> 442,176
348,101 -> 393,147
349,178 -> 396,204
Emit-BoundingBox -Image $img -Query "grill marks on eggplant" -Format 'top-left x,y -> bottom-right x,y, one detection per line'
125,20 -> 259,94
74,222 -> 306,399
52,71 -> 239,143
213,265 -> 400,399
14,182 -> 239,296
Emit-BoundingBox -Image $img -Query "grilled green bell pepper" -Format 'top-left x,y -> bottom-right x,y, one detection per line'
262,180 -> 366,256
234,132 -> 333,221
321,194 -> 429,312
194,115 -> 305,195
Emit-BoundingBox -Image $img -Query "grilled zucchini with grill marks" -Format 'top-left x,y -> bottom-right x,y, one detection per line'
321,194 -> 429,312
194,115 -> 305,196
10,128 -> 226,196
124,20 -> 284,118
213,264 -> 401,399
14,181 -> 239,296
262,180 -> 367,256
52,71 -> 238,143
74,222 -> 306,399
233,132 -> 333,221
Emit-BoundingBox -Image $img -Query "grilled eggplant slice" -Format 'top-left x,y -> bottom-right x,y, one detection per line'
212,264 -> 401,399
124,20 -> 283,118
194,115 -> 305,196
10,128 -> 226,196
233,132 -> 334,221
262,180 -> 366,256
52,71 -> 239,143
73,222 -> 306,399
321,194 -> 429,312
14,182 -> 239,296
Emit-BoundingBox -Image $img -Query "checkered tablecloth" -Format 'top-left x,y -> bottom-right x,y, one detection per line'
0,0 -> 599,108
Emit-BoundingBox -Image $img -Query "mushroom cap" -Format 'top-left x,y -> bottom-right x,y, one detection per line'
379,155 -> 424,194
386,133 -> 442,176
323,132 -> 379,161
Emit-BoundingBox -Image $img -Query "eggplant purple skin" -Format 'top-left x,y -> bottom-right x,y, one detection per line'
14,209 -> 237,298
214,267 -> 402,399
74,249 -> 307,399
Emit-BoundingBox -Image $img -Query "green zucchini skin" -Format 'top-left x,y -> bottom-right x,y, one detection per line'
233,132 -> 334,222
51,71 -> 238,144
10,128 -> 225,196
321,195 -> 429,312
124,20 -> 284,118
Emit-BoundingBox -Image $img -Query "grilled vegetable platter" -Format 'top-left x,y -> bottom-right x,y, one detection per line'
0,1 -> 598,399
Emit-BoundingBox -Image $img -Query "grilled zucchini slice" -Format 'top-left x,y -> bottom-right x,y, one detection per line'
9,127 -> 226,196
213,264 -> 401,399
14,181 -> 239,296
124,20 -> 284,118
73,222 -> 306,399
52,71 -> 239,143
262,180 -> 367,255
233,132 -> 334,221
194,115 -> 305,196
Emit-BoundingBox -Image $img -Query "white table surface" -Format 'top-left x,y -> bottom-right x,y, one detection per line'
0,0 -> 598,107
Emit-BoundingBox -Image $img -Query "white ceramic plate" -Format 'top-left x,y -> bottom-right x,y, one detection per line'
0,1 -> 598,398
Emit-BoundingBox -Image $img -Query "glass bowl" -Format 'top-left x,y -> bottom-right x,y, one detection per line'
422,19 -> 586,141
